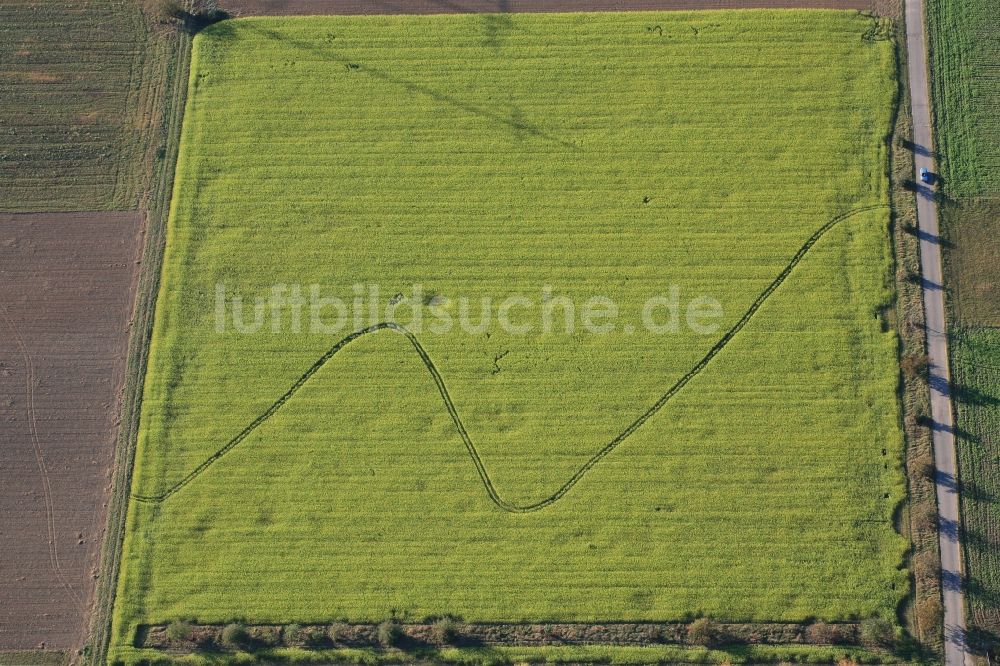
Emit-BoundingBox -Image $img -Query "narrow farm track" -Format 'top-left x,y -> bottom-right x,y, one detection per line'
133,204 -> 886,512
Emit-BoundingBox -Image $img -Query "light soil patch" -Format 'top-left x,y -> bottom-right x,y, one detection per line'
943,198 -> 1000,328
0,212 -> 143,649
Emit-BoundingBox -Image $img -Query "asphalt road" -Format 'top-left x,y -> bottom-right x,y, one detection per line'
903,1 -> 969,665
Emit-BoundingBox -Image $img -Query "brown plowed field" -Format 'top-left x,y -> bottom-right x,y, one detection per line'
222,0 -> 874,16
0,212 -> 142,650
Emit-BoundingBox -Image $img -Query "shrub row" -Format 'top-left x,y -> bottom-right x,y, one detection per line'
165,617 -> 457,649
162,618 -> 886,651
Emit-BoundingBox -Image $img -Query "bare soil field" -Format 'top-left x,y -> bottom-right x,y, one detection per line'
0,212 -> 142,650
221,0 -> 874,16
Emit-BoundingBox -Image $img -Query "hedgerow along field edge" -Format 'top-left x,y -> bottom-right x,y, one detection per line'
111,10 -> 903,663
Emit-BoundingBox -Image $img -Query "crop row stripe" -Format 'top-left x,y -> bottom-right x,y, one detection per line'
132,204 -> 887,512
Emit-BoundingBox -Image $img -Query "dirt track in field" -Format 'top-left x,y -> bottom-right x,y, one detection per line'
0,212 -> 142,650
221,0 -> 875,16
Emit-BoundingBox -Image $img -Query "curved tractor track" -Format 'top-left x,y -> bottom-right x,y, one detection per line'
134,204 -> 886,513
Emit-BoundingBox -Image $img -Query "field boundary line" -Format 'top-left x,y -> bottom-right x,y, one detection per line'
84,16 -> 197,666
133,204 -> 887,513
